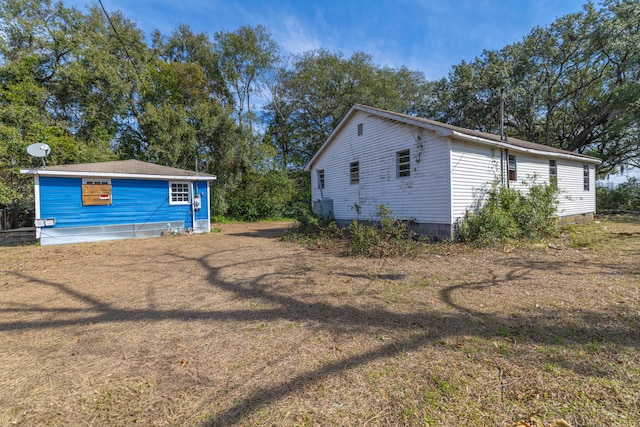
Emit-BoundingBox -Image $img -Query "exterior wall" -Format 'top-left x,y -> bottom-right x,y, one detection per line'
556,162 -> 596,217
310,109 -> 598,239
37,176 -> 209,245
507,155 -> 596,217
193,180 -> 211,232
450,141 -> 501,224
450,140 -> 597,222
310,111 -> 451,232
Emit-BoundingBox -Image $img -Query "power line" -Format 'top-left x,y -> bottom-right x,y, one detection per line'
97,0 -> 148,93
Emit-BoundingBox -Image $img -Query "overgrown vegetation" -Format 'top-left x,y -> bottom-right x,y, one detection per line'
597,177 -> 640,212
346,205 -> 419,257
289,182 -> 562,254
457,181 -> 559,244
287,205 -> 422,257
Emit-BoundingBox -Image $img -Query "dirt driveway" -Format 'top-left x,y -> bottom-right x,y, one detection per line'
1,220 -> 639,426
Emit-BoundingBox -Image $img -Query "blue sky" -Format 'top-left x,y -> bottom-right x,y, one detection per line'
69,0 -> 590,80
64,0 -> 636,181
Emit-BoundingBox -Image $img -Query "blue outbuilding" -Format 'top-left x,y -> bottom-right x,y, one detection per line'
20,159 -> 217,245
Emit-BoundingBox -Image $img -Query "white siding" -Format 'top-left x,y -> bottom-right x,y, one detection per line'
450,141 -> 501,222
450,143 -> 596,221
556,162 -> 596,216
311,111 -> 597,229
509,154 -> 549,194
311,111 -> 451,224
510,155 -> 596,216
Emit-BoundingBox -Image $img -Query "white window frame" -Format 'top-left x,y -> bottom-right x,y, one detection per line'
396,149 -> 410,178
350,161 -> 359,185
508,155 -> 517,181
583,164 -> 590,191
549,160 -> 557,186
169,181 -> 191,205
317,169 -> 325,189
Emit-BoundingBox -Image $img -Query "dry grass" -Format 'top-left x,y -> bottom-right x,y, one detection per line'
0,217 -> 639,426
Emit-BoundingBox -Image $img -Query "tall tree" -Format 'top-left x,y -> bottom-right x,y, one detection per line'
262,49 -> 433,170
214,25 -> 278,133
423,0 -> 640,175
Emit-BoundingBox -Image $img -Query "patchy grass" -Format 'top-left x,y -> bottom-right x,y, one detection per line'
0,218 -> 639,426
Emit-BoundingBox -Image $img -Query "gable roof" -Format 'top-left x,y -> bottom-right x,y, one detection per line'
305,104 -> 601,171
20,159 -> 217,181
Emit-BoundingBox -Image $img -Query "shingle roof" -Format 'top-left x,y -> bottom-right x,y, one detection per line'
305,104 -> 601,170
361,104 -> 597,158
21,159 -> 216,180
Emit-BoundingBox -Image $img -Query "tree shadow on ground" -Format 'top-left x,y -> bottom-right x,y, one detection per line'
1,244 -> 638,425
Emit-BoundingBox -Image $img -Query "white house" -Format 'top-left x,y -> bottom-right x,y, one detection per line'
304,104 -> 601,239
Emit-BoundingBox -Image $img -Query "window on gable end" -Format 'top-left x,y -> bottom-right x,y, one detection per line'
317,169 -> 325,189
357,123 -> 363,136
397,149 -> 411,178
350,161 -> 359,184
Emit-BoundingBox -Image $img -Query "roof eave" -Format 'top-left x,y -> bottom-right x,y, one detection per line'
19,168 -> 218,181
450,131 -> 602,164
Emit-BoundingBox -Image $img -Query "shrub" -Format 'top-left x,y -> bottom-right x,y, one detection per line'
597,177 -> 640,211
458,181 -> 559,244
346,205 -> 418,257
226,169 -> 295,220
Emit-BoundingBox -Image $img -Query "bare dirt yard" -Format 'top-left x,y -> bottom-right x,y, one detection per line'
1,218 -> 639,426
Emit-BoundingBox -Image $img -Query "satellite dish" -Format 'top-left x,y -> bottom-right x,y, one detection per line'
26,143 -> 51,167
27,143 -> 51,158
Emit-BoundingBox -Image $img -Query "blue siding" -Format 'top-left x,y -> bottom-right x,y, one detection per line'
194,180 -> 209,222
39,177 -> 208,229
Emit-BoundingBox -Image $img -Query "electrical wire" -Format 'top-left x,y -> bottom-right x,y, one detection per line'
97,0 -> 148,93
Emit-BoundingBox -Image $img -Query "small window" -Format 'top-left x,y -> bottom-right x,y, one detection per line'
508,155 -> 517,181
357,123 -> 363,136
83,178 -> 111,185
396,149 -> 410,178
82,178 -> 112,206
549,160 -> 557,186
169,181 -> 190,205
583,164 -> 590,191
350,161 -> 359,184
317,169 -> 325,189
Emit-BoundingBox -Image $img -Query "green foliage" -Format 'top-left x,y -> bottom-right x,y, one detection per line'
458,181 -> 559,244
597,177 -> 640,211
226,169 -> 295,220
262,49 -> 434,170
346,205 -> 418,257
423,0 -> 640,175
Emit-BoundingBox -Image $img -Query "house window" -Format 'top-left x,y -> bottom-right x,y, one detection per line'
317,169 -> 325,189
549,160 -> 557,186
169,181 -> 190,205
82,178 -> 112,206
396,149 -> 410,178
583,164 -> 590,191
508,155 -> 517,181
357,123 -> 363,136
350,161 -> 359,184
